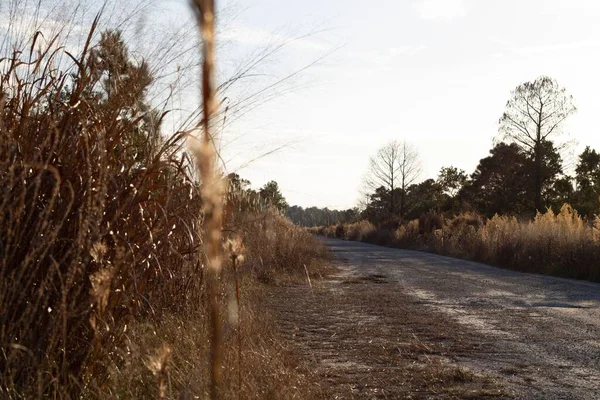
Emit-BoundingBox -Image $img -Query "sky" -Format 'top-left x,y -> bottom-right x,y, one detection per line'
7,0 -> 600,210
190,0 -> 600,210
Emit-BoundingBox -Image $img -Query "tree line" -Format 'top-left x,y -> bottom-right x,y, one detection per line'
288,76 -> 600,226
227,174 -> 360,227
286,206 -> 358,227
359,75 -> 600,222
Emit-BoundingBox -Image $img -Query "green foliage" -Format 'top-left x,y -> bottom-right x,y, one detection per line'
574,146 -> 600,217
362,186 -> 400,222
437,166 -> 467,197
90,30 -> 162,163
498,75 -> 576,212
405,179 -> 445,220
529,140 -> 564,206
459,142 -> 564,217
225,173 -> 261,218
549,176 -> 574,212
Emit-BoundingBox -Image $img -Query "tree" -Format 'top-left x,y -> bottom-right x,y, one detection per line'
405,179 -> 445,219
437,166 -> 467,197
286,205 -> 359,227
224,173 -> 260,217
498,76 -> 576,212
364,140 -> 422,217
462,141 -> 564,216
460,143 -> 530,216
259,181 -> 288,212
575,146 -> 600,191
573,147 -> 600,217
524,139 -> 563,207
549,176 -> 574,212
362,186 -> 397,222
88,30 -> 161,164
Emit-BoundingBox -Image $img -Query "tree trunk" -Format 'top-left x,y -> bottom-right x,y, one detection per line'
390,167 -> 395,215
534,106 -> 543,213
534,143 -> 542,212
400,188 -> 405,218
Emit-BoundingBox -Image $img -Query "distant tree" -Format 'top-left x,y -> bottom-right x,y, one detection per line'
259,181 -> 288,212
286,205 -> 359,227
498,76 -> 576,212
460,143 -> 530,216
226,173 -> 251,192
286,205 -> 305,225
363,186 -> 396,222
225,173 -> 260,216
526,140 -> 563,207
405,179 -> 445,219
549,176 -> 575,212
342,208 -> 360,223
573,147 -> 600,217
462,141 -> 563,216
437,166 -> 467,197
575,146 -> 600,191
364,140 -> 422,217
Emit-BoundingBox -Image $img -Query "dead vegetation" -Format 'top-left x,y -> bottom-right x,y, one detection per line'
0,1 -> 549,398
315,204 -> 600,282
0,3 -> 329,398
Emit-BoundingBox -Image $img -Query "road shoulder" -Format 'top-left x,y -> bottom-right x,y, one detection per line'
265,261 -> 511,399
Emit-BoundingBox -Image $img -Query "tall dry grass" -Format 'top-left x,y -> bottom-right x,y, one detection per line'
322,205 -> 600,282
0,5 -> 329,399
311,220 -> 375,242
0,17 -> 204,396
243,213 -> 329,283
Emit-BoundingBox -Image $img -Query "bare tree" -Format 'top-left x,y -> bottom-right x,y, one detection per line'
498,76 -> 576,211
364,140 -> 422,217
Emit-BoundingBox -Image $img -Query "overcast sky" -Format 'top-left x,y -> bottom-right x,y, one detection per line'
186,0 -> 600,210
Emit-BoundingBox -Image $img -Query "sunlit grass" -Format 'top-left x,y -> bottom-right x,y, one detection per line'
322,205 -> 600,282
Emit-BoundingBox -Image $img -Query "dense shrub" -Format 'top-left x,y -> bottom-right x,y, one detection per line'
418,212 -> 444,235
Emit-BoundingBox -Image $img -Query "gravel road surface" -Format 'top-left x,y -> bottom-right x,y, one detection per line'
317,238 -> 600,399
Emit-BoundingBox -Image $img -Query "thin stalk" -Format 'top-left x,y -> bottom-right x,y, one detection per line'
191,0 -> 223,398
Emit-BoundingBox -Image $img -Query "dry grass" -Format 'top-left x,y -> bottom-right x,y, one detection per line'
311,220 -> 375,242
97,280 -> 320,399
0,6 -> 330,399
322,204 -> 600,282
244,213 -> 329,284
0,17 -> 204,397
266,273 -> 509,399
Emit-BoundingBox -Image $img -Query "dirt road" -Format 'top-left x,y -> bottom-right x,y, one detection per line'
267,238 -> 600,399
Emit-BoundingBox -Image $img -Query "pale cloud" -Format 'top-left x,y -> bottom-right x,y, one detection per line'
541,0 -> 600,17
0,14 -> 85,62
389,45 -> 427,56
413,0 -> 468,21
347,45 -> 426,67
487,37 -> 600,58
219,23 -> 328,51
511,40 -> 600,55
